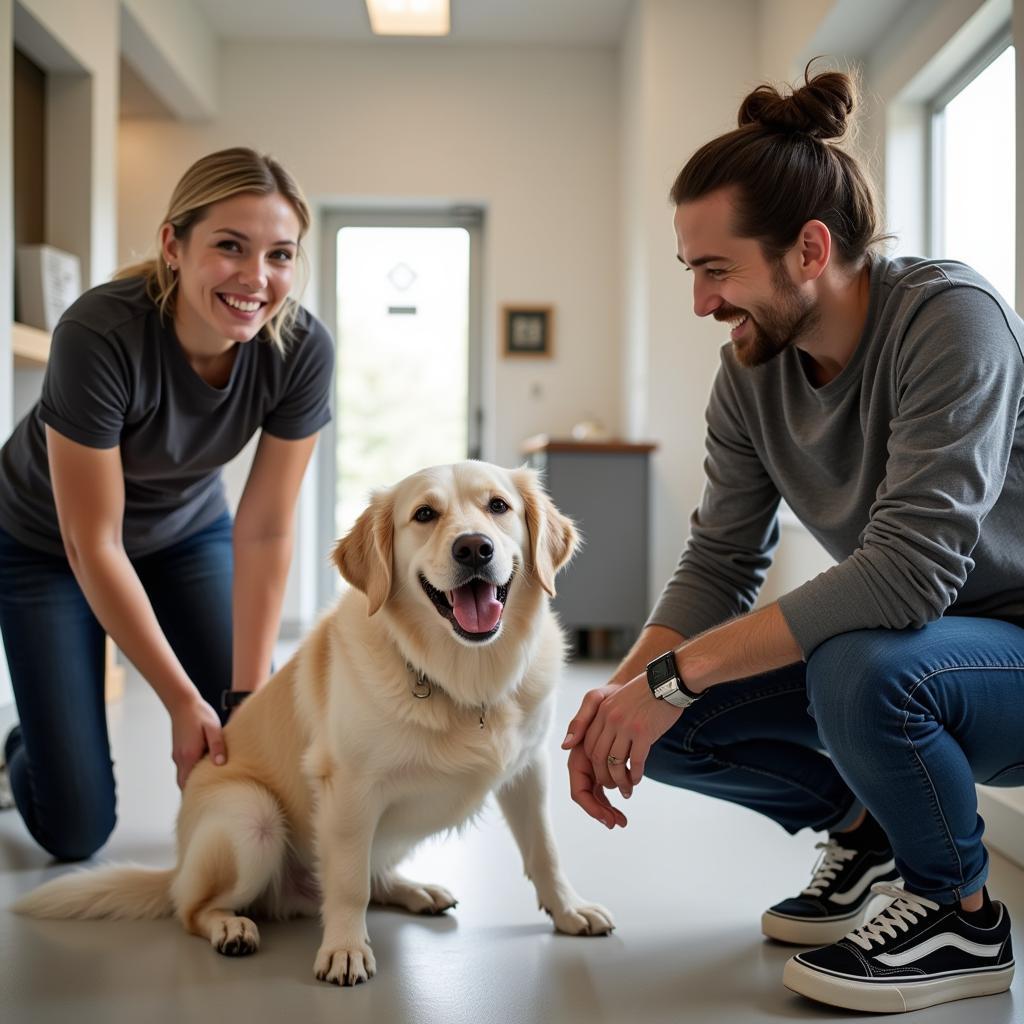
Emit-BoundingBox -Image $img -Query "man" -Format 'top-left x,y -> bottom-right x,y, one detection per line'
564,68 -> 1020,1014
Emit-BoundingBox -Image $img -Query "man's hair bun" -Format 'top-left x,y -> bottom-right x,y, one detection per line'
738,65 -> 855,141
669,59 -> 886,267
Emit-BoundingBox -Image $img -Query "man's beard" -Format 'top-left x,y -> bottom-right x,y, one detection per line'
720,261 -> 820,369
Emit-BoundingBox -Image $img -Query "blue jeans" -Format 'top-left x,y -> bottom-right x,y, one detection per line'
0,515 -> 234,862
645,616 -> 1024,904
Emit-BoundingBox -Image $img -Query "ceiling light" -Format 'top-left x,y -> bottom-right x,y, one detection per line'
365,0 -> 450,37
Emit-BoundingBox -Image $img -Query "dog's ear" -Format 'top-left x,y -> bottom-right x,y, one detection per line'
512,467 -> 579,597
332,491 -> 394,615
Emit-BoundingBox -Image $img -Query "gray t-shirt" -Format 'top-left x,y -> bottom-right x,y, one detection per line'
648,255 -> 1024,657
0,276 -> 334,558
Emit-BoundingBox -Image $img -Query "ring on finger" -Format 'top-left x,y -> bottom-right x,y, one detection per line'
607,753 -> 626,767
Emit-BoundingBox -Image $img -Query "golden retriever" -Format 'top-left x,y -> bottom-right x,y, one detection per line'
13,461 -> 614,985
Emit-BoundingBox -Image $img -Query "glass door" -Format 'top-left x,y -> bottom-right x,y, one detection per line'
318,209 -> 483,602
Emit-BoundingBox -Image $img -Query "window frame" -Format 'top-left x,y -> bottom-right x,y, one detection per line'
927,27 -> 1014,260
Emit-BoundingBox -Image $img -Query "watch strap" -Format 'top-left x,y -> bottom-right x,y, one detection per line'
221,689 -> 253,712
646,650 -> 702,708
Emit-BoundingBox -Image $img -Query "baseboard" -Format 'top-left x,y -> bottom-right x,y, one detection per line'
978,786 -> 1024,870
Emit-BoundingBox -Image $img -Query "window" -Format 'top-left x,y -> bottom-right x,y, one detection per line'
930,38 -> 1015,307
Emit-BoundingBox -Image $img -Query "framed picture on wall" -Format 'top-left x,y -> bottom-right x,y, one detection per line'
502,305 -> 554,358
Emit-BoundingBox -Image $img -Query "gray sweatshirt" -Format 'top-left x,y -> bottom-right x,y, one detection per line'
647,255 -> 1024,657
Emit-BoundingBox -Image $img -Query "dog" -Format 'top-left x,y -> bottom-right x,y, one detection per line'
13,461 -> 615,985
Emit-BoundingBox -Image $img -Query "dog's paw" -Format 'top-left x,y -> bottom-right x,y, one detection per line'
314,941 -> 377,986
396,882 -> 458,915
212,915 -> 260,956
372,873 -> 459,915
547,900 -> 616,936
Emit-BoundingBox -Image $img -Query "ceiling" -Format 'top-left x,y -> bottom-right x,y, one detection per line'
192,0 -> 635,46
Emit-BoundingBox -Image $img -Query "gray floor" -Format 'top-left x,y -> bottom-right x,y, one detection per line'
1,658 -> 1022,1024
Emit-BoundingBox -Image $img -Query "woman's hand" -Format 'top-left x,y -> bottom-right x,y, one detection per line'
169,694 -> 227,789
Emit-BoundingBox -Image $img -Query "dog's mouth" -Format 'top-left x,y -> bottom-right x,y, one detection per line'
419,573 -> 513,642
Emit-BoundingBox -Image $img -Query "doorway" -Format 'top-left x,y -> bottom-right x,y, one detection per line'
318,209 -> 484,603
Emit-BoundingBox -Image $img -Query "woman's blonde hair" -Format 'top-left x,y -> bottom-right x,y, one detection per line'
116,147 -> 311,353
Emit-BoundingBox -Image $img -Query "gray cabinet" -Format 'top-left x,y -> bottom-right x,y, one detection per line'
524,437 -> 656,654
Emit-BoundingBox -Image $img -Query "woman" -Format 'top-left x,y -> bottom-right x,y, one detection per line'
0,147 -> 334,862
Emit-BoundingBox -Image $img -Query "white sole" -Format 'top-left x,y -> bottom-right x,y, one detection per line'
762,890 -> 894,945
783,958 -> 1015,1013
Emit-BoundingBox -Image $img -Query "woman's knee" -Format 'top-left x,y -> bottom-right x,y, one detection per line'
16,767 -> 118,862
35,806 -> 117,862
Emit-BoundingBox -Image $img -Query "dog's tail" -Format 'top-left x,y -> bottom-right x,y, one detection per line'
11,865 -> 175,920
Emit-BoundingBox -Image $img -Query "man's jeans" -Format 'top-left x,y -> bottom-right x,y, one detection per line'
0,515 -> 234,862
645,615 -> 1024,904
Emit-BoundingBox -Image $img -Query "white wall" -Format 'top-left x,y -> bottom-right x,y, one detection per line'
619,0 -> 836,610
1,0 -> 120,709
0,0 -> 14,709
118,40 -> 622,474
1,0 -> 12,440
623,0 -> 759,607
17,0 -> 120,285
758,0 -> 835,79
120,0 -> 218,120
10,0 -> 121,444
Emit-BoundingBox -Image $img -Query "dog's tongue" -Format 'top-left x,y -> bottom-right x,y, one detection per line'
451,580 -> 502,633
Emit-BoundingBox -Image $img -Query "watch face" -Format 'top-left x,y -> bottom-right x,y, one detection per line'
649,653 -> 676,686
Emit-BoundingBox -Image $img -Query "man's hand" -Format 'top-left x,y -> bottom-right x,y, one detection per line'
570,673 -> 683,800
563,684 -> 628,826
566,744 -> 629,828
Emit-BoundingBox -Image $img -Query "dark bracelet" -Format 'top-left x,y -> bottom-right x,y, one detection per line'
221,690 -> 253,712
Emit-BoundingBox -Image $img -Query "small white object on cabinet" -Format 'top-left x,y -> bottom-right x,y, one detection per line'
15,244 -> 81,332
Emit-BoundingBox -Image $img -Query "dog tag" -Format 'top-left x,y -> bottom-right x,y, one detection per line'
411,678 -> 432,699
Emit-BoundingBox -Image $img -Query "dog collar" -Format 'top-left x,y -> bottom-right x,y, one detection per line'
406,662 -> 486,729
409,664 -> 433,699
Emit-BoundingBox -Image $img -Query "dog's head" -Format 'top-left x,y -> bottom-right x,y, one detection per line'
332,461 -> 577,646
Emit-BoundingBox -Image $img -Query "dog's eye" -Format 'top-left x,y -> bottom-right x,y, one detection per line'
413,506 -> 437,523
488,497 -> 510,514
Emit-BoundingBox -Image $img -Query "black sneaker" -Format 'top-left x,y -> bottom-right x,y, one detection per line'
762,820 -> 900,944
784,883 -> 1015,1013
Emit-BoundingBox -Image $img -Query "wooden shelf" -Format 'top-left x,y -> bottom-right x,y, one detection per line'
12,321 -> 51,368
522,433 -> 658,455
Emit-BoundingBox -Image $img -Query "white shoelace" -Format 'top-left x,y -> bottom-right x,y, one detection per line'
801,839 -> 857,897
845,883 -> 940,951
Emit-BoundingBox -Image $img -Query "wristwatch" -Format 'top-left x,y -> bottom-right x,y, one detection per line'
646,650 -> 703,710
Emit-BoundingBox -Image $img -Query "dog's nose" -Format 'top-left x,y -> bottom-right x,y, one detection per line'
452,533 -> 494,570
